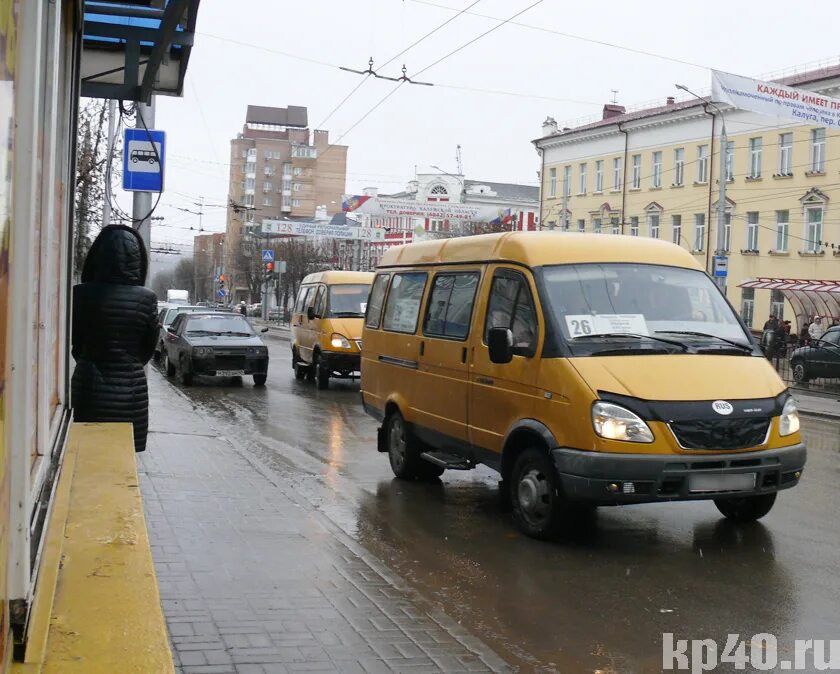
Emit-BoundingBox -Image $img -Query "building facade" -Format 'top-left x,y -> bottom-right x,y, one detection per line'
224,106 -> 348,302
342,172 -> 539,270
534,65 -> 840,331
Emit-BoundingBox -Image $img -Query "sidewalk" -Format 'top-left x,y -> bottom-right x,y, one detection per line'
792,389 -> 840,420
251,318 -> 290,342
138,373 -> 509,674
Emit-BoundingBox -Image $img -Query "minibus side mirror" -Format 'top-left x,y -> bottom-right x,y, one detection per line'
307,306 -> 316,321
488,327 -> 514,364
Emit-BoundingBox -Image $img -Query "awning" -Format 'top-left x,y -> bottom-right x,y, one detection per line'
738,278 -> 840,326
81,0 -> 200,102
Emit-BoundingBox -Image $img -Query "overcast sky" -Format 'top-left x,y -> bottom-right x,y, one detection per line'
144,0 -> 840,262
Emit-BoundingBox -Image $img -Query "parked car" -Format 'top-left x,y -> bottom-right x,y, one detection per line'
163,312 -> 270,386
154,305 -> 207,361
790,326 -> 840,382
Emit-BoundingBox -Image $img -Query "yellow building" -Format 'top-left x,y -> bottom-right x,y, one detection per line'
534,65 -> 840,332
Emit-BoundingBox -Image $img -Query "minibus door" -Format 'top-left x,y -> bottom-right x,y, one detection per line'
469,267 -> 542,457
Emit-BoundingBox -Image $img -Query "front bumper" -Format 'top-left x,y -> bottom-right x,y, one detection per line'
320,351 -> 360,377
551,444 -> 806,505
191,356 -> 268,376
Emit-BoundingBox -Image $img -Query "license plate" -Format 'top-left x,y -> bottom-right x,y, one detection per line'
688,472 -> 756,493
216,369 -> 245,377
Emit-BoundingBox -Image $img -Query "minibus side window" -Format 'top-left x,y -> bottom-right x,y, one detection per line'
382,272 -> 427,334
294,285 -> 311,313
484,272 -> 537,357
365,274 -> 390,329
423,272 -> 480,340
313,285 -> 326,317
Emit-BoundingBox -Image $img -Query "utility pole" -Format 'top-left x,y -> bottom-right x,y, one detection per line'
133,98 -> 155,286
676,84 -> 728,293
102,99 -> 116,227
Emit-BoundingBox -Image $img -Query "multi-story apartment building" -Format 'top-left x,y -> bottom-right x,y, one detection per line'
534,64 -> 840,331
224,105 -> 348,301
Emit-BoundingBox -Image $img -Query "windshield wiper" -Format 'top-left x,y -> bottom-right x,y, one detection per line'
655,330 -> 754,353
571,332 -> 689,352
216,331 -> 253,337
186,329 -> 214,335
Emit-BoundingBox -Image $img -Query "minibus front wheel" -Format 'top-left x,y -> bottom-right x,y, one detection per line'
510,448 -> 571,540
385,411 -> 443,481
714,493 -> 777,522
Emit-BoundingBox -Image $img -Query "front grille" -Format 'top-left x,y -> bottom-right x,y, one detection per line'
215,355 -> 246,370
669,418 -> 770,450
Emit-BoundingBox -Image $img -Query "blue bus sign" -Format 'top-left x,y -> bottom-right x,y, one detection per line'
123,128 -> 166,192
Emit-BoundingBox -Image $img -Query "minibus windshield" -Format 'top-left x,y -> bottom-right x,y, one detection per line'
539,263 -> 754,356
327,284 -> 370,317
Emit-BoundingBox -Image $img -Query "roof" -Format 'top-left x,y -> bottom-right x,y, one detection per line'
246,105 -> 308,128
738,278 -> 840,323
538,63 -> 840,142
464,180 -> 539,203
379,232 -> 702,269
301,271 -> 375,285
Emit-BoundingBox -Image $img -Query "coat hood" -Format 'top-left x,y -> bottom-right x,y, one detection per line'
82,225 -> 148,285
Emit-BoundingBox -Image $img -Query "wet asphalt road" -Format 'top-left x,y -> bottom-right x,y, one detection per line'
161,336 -> 840,673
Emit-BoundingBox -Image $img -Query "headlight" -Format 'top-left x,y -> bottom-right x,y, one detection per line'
779,397 -> 800,436
592,402 -> 654,443
330,333 -> 351,349
194,347 -> 213,357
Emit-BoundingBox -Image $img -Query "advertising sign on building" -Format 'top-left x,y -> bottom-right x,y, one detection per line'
712,70 -> 840,128
261,220 -> 385,241
343,194 -> 485,221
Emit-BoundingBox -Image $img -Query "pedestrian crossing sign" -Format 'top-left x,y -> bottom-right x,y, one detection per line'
261,249 -> 274,263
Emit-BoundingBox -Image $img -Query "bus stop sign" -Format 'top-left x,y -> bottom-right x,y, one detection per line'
123,128 -> 166,192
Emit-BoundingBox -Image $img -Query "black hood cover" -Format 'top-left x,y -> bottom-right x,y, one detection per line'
81,225 -> 148,285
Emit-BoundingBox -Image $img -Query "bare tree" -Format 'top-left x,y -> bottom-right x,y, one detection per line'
274,238 -> 331,312
74,99 -> 116,279
172,258 -> 195,299
151,269 -> 174,299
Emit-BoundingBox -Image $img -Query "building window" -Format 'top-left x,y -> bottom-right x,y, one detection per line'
805,206 -> 823,253
725,141 -> 734,181
648,213 -> 660,239
745,212 -> 759,250
741,288 -> 755,327
612,157 -> 621,191
243,194 -> 254,206
652,151 -> 662,188
724,212 -> 732,252
592,217 -> 601,234
549,167 -> 556,197
283,163 -> 292,176
631,154 -> 641,189
630,216 -> 639,236
778,133 -> 793,176
240,149 -> 248,159
263,182 -> 273,193
430,184 -> 448,197
674,148 -> 685,186
245,177 -> 255,190
577,219 -> 585,232
775,210 -> 789,252
263,196 -> 272,207
290,166 -> 300,176
263,165 -> 274,176
697,145 -> 709,183
770,289 -> 785,320
578,163 -> 587,194
671,214 -> 682,245
610,217 -> 620,235
811,128 -> 826,172
694,213 -> 706,251
293,183 -> 301,192
245,161 -> 256,174
247,148 -> 256,158
429,219 -> 445,232
291,145 -> 317,159
292,198 -> 301,207
749,137 -> 763,178
595,160 -> 604,192
563,166 -> 572,197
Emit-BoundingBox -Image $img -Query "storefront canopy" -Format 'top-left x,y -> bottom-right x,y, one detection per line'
81,0 -> 200,102
738,278 -> 840,326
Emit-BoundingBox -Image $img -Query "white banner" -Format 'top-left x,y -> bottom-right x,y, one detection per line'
261,219 -> 385,241
712,70 -> 840,128
342,194 -> 516,224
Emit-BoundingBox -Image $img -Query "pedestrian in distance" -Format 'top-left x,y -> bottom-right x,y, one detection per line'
809,315 -> 825,342
71,225 -> 159,452
238,301 -> 247,316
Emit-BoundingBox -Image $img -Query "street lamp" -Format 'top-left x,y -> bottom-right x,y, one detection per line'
676,84 -> 728,292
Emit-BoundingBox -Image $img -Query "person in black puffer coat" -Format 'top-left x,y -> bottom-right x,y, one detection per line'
71,225 -> 159,452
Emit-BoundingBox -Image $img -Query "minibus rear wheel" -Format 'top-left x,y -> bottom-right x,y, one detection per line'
385,411 -> 443,480
714,493 -> 776,522
510,448 -> 567,540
